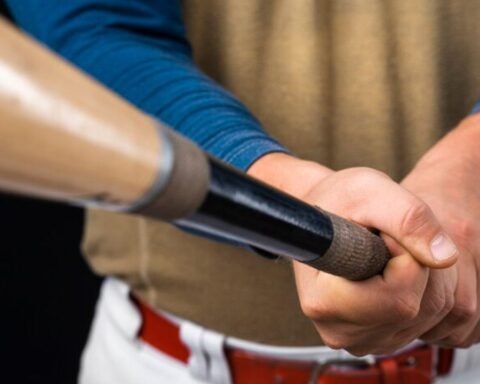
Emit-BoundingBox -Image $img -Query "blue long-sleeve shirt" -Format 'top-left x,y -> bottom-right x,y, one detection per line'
5,0 -> 287,172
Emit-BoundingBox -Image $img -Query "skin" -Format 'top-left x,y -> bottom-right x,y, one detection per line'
401,114 -> 480,349
247,147 -> 460,355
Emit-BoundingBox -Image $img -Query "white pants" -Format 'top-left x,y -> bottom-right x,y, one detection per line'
79,279 -> 480,384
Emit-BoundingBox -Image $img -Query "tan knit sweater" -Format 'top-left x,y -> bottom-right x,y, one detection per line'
83,0 -> 480,346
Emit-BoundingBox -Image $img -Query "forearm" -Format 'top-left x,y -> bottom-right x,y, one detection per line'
413,113 -> 480,167
399,111 -> 480,348
5,0 -> 286,171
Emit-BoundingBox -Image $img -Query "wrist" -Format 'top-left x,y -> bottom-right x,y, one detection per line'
247,152 -> 332,198
414,115 -> 480,172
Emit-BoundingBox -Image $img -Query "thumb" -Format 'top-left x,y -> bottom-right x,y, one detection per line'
304,168 -> 458,268
366,195 -> 458,268
393,201 -> 458,268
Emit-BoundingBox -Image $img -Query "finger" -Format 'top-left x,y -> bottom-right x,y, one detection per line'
342,170 -> 458,268
454,321 -> 480,348
306,169 -> 458,268
313,321 -> 411,356
381,233 -> 406,257
422,257 -> 477,345
294,254 -> 428,325
358,190 -> 457,268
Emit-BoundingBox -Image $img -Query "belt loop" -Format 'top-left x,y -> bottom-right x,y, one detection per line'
180,321 -> 232,384
308,362 -> 327,384
180,322 -> 209,381
437,348 -> 454,376
202,330 -> 232,384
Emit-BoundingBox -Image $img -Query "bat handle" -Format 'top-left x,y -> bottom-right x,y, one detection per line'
144,146 -> 391,280
306,209 -> 390,280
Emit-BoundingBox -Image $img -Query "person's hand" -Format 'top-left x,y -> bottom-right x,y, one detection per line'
293,168 -> 458,355
247,152 -> 333,197
401,114 -> 480,348
248,153 -> 457,355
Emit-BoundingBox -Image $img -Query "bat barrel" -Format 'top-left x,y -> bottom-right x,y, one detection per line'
0,18 -> 163,208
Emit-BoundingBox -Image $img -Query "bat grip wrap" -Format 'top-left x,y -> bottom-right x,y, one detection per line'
305,209 -> 390,280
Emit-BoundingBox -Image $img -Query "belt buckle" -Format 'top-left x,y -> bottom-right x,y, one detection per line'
308,357 -> 373,384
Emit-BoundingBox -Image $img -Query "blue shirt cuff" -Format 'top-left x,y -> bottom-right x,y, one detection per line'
471,99 -> 480,115
217,137 -> 289,172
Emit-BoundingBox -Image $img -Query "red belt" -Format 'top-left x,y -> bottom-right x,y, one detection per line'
133,297 -> 453,384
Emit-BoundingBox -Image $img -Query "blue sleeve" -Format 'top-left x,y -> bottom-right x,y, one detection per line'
5,0 -> 287,171
471,99 -> 480,115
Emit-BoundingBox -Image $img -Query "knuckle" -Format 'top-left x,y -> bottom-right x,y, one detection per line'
451,298 -> 477,324
393,293 -> 421,321
445,334 -> 473,349
426,289 -> 454,318
300,296 -> 330,320
299,298 -> 319,319
347,167 -> 390,187
442,293 -> 456,315
321,333 -> 352,351
341,168 -> 391,207
450,218 -> 475,247
399,200 -> 433,238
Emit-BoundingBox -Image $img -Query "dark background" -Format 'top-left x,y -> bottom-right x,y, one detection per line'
1,195 -> 102,383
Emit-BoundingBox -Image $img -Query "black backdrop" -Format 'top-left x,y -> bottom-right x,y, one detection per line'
1,3 -> 101,382
1,195 -> 102,383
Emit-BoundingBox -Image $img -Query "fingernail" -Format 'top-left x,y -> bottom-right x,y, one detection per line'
430,233 -> 457,261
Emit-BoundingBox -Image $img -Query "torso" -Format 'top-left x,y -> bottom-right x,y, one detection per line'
82,0 -> 480,346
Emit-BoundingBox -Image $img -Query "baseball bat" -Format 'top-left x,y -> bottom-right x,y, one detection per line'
0,19 -> 389,280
